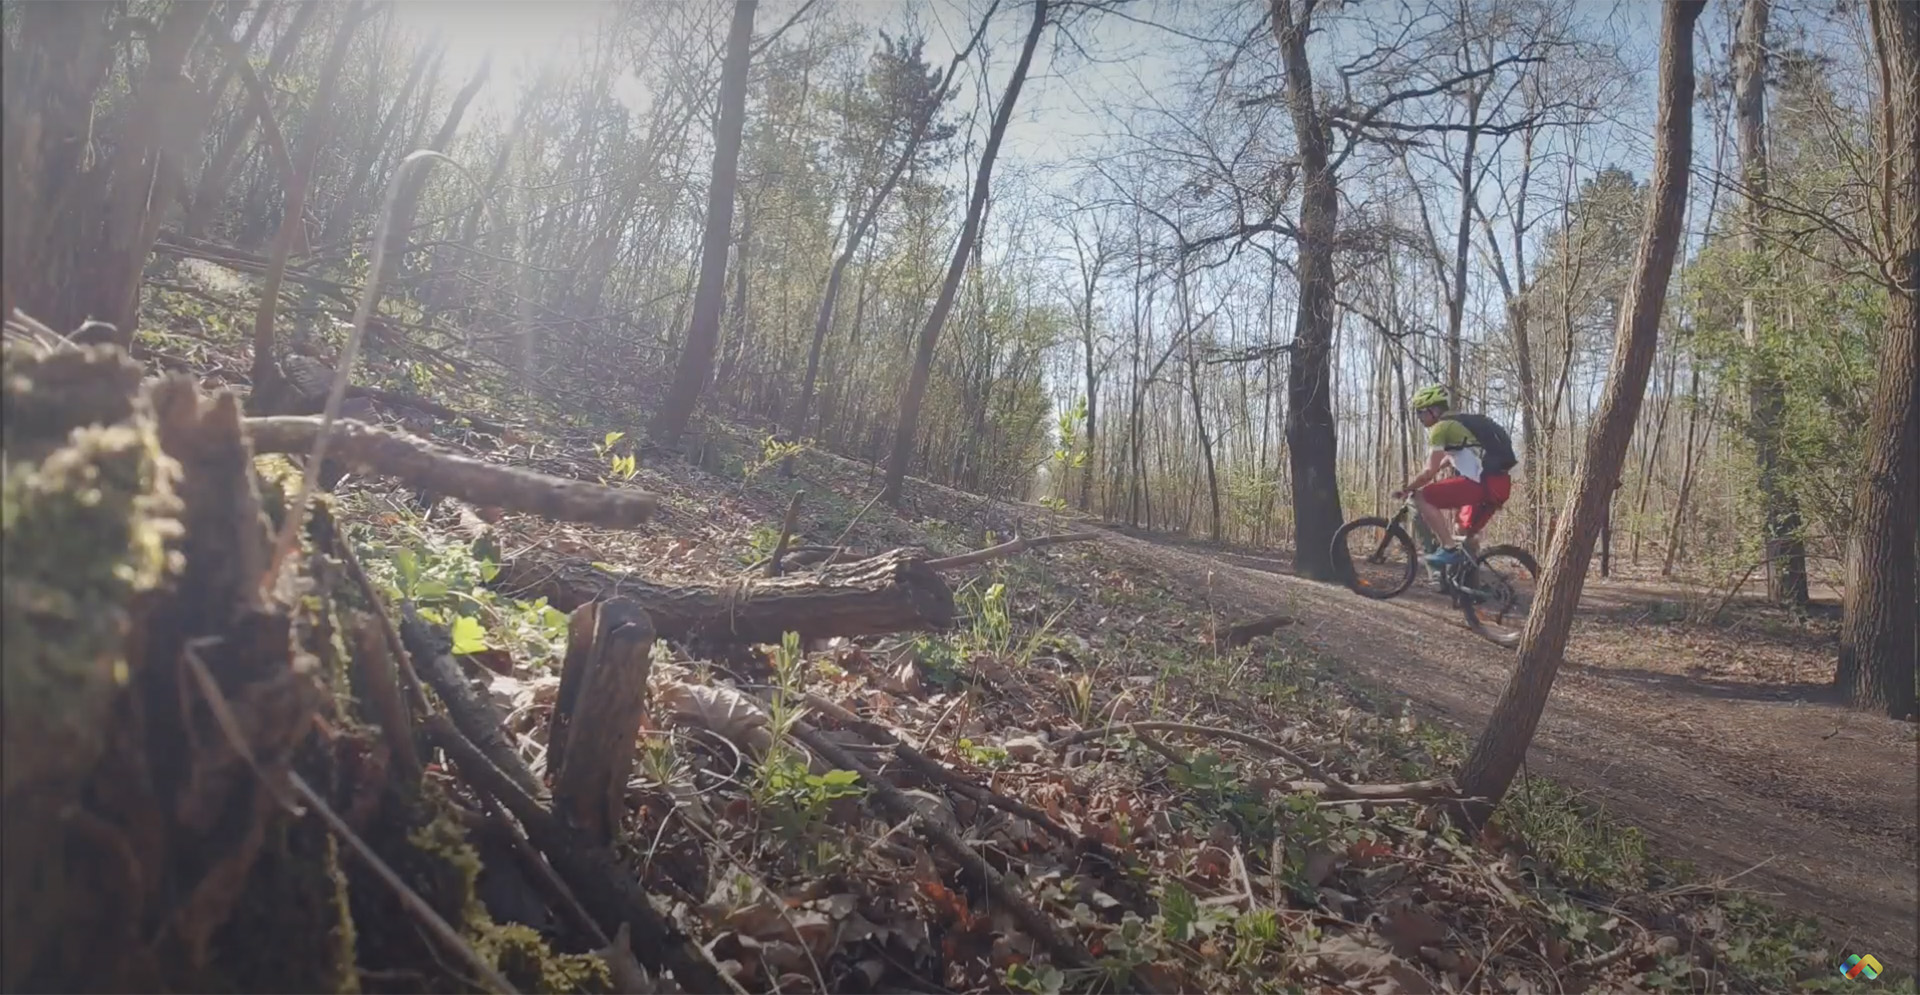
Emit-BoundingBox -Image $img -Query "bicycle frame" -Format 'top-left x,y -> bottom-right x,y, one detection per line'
1386,494 -> 1480,594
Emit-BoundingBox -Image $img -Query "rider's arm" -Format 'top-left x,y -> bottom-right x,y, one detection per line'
1401,448 -> 1449,494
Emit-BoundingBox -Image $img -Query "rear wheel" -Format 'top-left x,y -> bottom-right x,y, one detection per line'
1330,517 -> 1418,599
1458,545 -> 1539,647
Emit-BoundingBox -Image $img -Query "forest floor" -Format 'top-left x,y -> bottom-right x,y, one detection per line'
1095,525 -> 1920,971
99,276 -> 1917,990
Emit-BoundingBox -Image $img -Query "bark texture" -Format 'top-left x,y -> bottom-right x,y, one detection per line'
491,547 -> 957,645
549,599 -> 656,844
1835,0 -> 1919,720
1735,0 -> 1809,606
1458,0 -> 1706,807
1269,0 -> 1346,580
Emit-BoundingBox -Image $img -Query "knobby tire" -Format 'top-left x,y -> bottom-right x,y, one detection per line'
1331,517 -> 1417,600
1458,544 -> 1539,648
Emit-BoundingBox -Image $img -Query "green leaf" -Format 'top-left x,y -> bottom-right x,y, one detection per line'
412,579 -> 450,601
1160,882 -> 1199,941
479,559 -> 500,582
395,548 -> 420,590
604,430 -> 624,448
1005,963 -> 1064,995
450,615 -> 489,655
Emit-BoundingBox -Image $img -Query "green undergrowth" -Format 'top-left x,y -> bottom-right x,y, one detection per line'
344,500 -> 571,668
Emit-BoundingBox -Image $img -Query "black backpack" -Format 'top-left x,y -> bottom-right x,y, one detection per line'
1446,413 -> 1519,474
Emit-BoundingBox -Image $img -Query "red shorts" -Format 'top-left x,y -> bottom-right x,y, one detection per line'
1421,473 -> 1512,533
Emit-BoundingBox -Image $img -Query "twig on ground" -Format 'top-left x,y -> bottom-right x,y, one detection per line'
1049,720 -> 1340,785
923,531 -> 1103,571
800,693 -> 1104,857
247,416 -> 658,527
830,487 -> 886,550
425,714 -> 745,995
766,490 -> 803,577
399,607 -> 547,801
777,716 -> 1154,991
1567,941 -> 1638,973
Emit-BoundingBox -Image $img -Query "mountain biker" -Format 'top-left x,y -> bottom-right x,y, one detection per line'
1391,384 -> 1519,572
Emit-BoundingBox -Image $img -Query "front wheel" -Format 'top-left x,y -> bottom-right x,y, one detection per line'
1458,545 -> 1539,647
1330,517 -> 1418,599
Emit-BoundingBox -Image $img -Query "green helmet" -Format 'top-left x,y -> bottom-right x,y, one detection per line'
1411,383 -> 1450,411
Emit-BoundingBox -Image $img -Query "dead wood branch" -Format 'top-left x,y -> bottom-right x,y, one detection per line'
1291,778 -> 1459,801
345,383 -> 508,435
292,771 -> 520,995
778,717 -> 1159,991
765,490 -> 804,577
1057,720 -> 1459,802
477,795 -> 611,950
923,530 -> 1103,570
548,599 -> 654,844
1050,720 -> 1343,789
245,416 -> 657,527
1217,613 -> 1296,646
425,714 -> 744,995
399,607 -> 546,801
801,693 -> 1101,856
492,547 -> 955,645
349,622 -> 423,786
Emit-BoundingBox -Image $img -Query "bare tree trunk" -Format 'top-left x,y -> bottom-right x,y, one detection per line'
249,5 -> 371,404
1662,371 -> 1719,578
1735,0 -> 1809,606
182,0 -> 321,239
714,217 -> 753,395
1835,0 -> 1918,720
1177,272 -> 1222,542
881,0 -> 1044,505
1270,0 -> 1345,579
1445,98 -> 1483,400
366,55 -> 492,319
1458,0 -> 1705,810
1631,349 -> 1678,564
100,1 -> 218,346
2,1 -> 118,330
650,0 -> 757,448
322,41 -> 439,245
167,0 -> 274,226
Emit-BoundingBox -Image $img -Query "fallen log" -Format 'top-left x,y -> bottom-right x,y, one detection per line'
245,416 -> 658,528
490,547 -> 955,645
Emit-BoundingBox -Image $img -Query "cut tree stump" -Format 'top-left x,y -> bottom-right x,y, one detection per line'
548,598 -> 654,844
491,547 -> 956,645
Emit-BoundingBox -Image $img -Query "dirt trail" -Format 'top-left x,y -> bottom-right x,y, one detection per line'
1094,527 -> 1919,971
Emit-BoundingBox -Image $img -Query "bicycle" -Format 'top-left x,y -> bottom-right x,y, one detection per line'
1329,493 -> 1540,648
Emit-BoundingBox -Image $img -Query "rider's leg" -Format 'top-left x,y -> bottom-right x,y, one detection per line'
1415,478 -> 1481,547
1459,474 -> 1511,554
